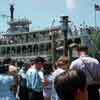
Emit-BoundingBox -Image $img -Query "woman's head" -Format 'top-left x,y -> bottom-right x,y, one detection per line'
54,69 -> 88,100
56,56 -> 69,69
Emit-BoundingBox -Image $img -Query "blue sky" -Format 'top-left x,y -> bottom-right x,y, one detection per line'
0,0 -> 100,31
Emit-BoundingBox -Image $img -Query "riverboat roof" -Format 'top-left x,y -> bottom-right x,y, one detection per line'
8,18 -> 32,26
2,26 -> 60,36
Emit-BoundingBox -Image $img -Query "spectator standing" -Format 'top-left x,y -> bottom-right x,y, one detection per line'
18,63 -> 29,100
43,63 -> 53,100
26,57 -> 45,100
51,56 -> 70,100
0,64 -> 18,100
70,45 -> 100,100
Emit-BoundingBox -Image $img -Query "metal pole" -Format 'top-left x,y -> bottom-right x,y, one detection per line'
10,5 -> 14,21
49,19 -> 56,68
94,5 -> 96,28
52,32 -> 56,66
60,16 -> 69,56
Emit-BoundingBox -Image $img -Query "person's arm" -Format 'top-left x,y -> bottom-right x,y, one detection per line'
10,74 -> 19,93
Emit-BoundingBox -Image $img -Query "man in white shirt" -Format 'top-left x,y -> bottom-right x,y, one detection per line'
70,45 -> 100,100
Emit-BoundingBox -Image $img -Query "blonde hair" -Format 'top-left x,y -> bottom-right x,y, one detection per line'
56,56 -> 69,66
8,65 -> 18,76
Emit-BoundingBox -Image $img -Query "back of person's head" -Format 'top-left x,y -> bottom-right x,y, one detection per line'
77,45 -> 88,53
43,63 -> 53,75
54,69 -> 88,100
56,56 -> 69,69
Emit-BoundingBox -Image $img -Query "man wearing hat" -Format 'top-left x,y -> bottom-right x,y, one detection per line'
26,57 -> 45,100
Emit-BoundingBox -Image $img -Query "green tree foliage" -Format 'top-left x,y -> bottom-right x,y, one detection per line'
90,31 -> 100,51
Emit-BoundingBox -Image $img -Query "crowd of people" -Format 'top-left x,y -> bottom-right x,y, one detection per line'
0,45 -> 100,100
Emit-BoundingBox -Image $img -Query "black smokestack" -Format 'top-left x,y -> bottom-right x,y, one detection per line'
10,4 -> 14,21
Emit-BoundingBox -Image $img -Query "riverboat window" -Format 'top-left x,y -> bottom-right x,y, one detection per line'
11,47 -> 16,56
33,44 -> 38,55
7,47 -> 10,56
28,45 -> 32,54
1,47 -> 6,56
22,46 -> 27,55
17,46 -> 21,55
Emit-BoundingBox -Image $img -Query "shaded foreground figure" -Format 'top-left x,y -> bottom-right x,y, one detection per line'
54,69 -> 88,100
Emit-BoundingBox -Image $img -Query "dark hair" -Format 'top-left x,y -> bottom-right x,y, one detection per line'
54,69 -> 86,100
77,45 -> 88,53
43,63 -> 53,75
34,57 -> 45,63
0,64 -> 8,73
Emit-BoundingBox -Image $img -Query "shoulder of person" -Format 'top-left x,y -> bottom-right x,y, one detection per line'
52,68 -> 65,78
26,67 -> 36,73
85,56 -> 99,64
70,58 -> 81,69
